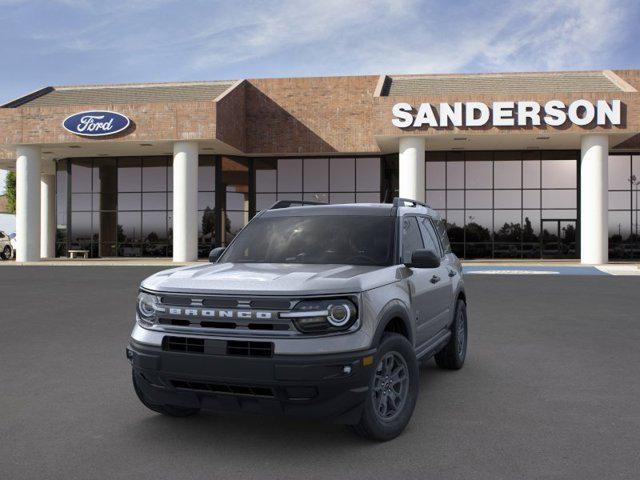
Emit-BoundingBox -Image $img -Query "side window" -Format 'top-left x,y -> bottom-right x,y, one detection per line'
0,232 -> 5,239
418,217 -> 442,257
401,217 -> 424,264
434,218 -> 452,254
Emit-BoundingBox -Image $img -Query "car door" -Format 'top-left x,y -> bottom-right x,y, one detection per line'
418,216 -> 454,333
400,216 -> 443,348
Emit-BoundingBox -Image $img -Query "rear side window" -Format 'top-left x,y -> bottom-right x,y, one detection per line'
418,217 -> 442,257
401,217 -> 424,264
434,219 -> 452,254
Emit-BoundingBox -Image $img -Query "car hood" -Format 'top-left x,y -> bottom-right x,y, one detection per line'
141,262 -> 399,296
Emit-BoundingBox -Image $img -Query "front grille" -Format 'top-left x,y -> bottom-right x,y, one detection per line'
162,336 -> 204,353
171,380 -> 275,397
227,341 -> 273,357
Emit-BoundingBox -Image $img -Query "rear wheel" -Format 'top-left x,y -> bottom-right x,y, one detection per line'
434,300 -> 467,370
349,333 -> 419,441
132,370 -> 200,417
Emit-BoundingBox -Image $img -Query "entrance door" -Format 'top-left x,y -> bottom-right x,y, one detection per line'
541,219 -> 578,258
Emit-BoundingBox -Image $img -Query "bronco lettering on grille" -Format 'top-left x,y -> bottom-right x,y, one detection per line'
160,307 -> 274,320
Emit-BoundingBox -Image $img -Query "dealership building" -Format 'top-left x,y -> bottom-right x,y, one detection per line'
1,69 -> 639,263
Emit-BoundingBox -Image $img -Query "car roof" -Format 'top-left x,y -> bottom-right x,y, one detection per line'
260,202 -> 442,219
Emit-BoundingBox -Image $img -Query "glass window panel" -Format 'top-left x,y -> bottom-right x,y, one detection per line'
118,193 -> 141,211
401,217 -> 424,263
117,158 -> 142,191
541,209 -> 576,220
356,157 -> 380,191
330,157 -> 355,192
226,191 -> 248,211
494,161 -> 521,188
198,164 -> 215,191
465,210 -> 492,243
445,210 -> 465,243
143,157 -> 168,191
446,161 -> 464,189
71,193 -> 92,211
523,160 -> 540,188
356,192 -> 379,203
200,208 -> 216,239
256,193 -> 277,211
225,211 -> 247,243
142,211 -> 167,242
143,192 -> 167,211
256,169 -> 277,192
609,191 -> 631,210
523,190 -> 540,208
70,212 -> 92,249
304,158 -> 329,191
304,192 -> 329,203
277,159 -> 302,192
277,193 -> 302,202
494,210 -> 522,242
167,165 -> 173,191
609,210 -> 631,239
426,161 -> 446,189
541,160 -> 576,188
608,155 -> 631,190
465,190 -> 492,209
465,161 -> 492,188
447,190 -> 464,209
71,159 -> 92,193
634,155 -> 640,179
542,190 -> 576,209
417,217 -> 441,255
494,190 -> 521,208
118,212 -> 142,243
197,192 -> 215,210
523,210 -> 541,237
426,190 -> 446,210
330,193 -> 355,204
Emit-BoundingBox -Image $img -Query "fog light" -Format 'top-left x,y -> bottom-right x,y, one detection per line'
342,365 -> 352,375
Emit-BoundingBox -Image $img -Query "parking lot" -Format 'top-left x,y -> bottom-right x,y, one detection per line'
1,267 -> 639,480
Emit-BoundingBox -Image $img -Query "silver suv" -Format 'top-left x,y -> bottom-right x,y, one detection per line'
127,198 -> 467,441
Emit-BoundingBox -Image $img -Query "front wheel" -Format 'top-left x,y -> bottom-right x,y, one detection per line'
434,299 -> 467,370
349,333 -> 419,441
132,371 -> 200,417
1,245 -> 11,260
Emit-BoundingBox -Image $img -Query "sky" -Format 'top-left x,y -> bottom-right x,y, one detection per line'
1,0 -> 639,193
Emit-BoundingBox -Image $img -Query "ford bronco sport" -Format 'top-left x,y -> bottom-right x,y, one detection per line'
127,197 -> 467,441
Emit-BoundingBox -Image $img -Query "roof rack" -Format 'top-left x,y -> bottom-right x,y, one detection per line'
269,200 -> 327,210
392,197 -> 431,209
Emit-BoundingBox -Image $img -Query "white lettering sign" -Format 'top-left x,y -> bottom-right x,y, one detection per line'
391,100 -> 622,128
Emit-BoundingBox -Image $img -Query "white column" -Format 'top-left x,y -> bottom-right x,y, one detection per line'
40,163 -> 56,259
398,137 -> 425,202
580,134 -> 609,264
16,146 -> 41,262
172,141 -> 198,262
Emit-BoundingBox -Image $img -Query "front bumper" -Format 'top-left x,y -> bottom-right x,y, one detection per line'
127,340 -> 376,424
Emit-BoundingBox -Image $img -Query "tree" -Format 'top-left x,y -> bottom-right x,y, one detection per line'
5,171 -> 16,214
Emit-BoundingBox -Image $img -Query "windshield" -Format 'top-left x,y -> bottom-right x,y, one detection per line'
220,215 -> 396,266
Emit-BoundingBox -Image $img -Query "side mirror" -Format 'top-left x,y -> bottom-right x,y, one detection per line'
208,247 -> 226,263
405,249 -> 440,269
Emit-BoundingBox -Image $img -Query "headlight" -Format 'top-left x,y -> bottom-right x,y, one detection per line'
282,298 -> 358,334
137,291 -> 160,327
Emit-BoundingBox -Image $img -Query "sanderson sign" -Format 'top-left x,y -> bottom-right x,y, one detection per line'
391,100 -> 622,128
63,110 -> 131,137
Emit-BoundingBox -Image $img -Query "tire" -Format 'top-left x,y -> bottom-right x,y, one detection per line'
1,245 -> 11,260
435,299 -> 467,370
349,333 -> 419,441
132,370 -> 200,417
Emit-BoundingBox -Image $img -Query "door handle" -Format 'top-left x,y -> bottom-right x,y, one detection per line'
448,269 -> 457,277
430,275 -> 441,284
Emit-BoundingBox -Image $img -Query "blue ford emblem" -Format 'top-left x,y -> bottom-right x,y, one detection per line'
62,110 -> 130,137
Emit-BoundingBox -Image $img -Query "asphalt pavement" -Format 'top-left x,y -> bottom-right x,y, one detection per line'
1,267 -> 639,480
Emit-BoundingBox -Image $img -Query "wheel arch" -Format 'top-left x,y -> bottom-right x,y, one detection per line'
372,301 -> 413,347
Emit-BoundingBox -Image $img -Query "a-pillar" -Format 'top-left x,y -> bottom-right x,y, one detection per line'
580,134 -> 609,264
16,146 -> 41,262
172,141 -> 198,262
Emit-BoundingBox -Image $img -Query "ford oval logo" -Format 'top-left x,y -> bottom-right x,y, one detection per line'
62,110 -> 130,137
